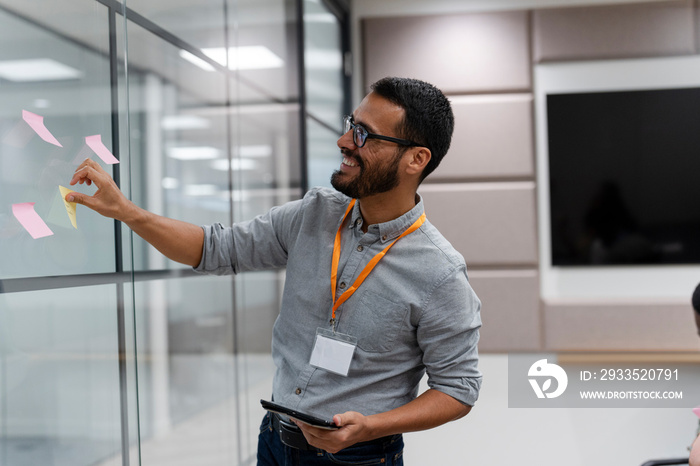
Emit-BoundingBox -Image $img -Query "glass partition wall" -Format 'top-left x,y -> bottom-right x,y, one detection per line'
0,0 -> 349,465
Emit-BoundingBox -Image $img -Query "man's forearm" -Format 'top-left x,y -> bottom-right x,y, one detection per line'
296,388 -> 472,454
67,159 -> 205,267
123,203 -> 204,267
364,388 -> 471,439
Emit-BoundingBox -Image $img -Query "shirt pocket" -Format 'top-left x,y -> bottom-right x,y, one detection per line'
344,290 -> 408,353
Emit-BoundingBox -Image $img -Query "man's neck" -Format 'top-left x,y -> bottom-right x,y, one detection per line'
357,188 -> 418,233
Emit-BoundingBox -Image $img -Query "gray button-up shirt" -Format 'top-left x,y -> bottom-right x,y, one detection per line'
195,187 -> 481,419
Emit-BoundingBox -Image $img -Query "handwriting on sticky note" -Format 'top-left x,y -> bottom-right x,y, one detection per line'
85,134 -> 119,164
22,110 -> 63,147
58,186 -> 77,229
12,202 -> 54,239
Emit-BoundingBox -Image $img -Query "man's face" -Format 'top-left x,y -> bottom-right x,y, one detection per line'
331,92 -> 407,199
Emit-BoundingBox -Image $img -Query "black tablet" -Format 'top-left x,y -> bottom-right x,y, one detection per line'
260,399 -> 340,430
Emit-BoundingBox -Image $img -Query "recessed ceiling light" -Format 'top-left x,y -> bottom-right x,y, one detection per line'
179,50 -> 216,72
161,115 -> 210,130
33,98 -> 51,109
167,146 -> 220,160
162,177 -> 179,189
211,158 -> 257,171
203,46 -> 284,70
237,145 -> 272,158
184,184 -> 218,196
0,58 -> 82,82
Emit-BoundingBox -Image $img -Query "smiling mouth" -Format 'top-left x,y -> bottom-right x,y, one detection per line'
342,156 -> 359,168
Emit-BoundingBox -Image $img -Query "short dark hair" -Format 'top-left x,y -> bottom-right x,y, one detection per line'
370,77 -> 454,182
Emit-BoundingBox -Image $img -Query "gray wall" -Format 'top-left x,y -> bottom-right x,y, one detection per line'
360,0 -> 700,352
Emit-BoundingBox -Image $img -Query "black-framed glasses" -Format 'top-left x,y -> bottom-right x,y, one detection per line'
343,115 -> 420,148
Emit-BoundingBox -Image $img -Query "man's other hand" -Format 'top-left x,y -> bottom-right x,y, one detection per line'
293,411 -> 372,454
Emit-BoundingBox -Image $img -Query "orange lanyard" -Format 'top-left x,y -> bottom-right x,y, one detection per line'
330,199 -> 427,328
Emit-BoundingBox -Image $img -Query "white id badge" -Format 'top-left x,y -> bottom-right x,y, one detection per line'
309,328 -> 358,377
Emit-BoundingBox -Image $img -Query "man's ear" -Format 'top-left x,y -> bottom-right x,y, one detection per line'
405,147 -> 431,176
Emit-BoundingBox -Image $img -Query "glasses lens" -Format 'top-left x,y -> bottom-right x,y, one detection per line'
353,125 -> 367,147
343,116 -> 352,133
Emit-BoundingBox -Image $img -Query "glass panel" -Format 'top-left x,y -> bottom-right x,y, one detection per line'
307,117 -> 341,189
127,1 -> 226,55
0,1 -> 347,465
130,275 -> 238,465
0,5 -> 117,280
0,3 -> 137,466
116,9 -> 144,466
303,0 -> 345,191
122,19 -> 230,272
235,0 -> 295,103
304,0 -> 344,125
0,285 -> 124,465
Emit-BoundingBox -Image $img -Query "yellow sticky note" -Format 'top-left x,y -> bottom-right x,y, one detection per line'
58,185 -> 77,229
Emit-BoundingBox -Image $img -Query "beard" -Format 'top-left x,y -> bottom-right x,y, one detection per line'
330,149 -> 403,199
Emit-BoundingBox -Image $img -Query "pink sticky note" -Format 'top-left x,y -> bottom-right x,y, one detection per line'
12,202 -> 54,239
22,110 -> 63,147
85,135 -> 119,164
693,406 -> 700,419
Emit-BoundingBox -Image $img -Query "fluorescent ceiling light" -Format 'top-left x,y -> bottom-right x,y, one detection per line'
305,49 -> 342,70
167,146 -> 220,160
162,177 -> 179,189
202,46 -> 284,70
179,50 -> 216,72
304,13 -> 336,23
210,158 -> 257,171
33,98 -> 51,109
237,145 -> 272,158
161,115 -> 210,130
0,58 -> 82,82
184,184 -> 218,196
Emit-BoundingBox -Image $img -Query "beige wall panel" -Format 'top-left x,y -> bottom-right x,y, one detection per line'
468,269 -> 541,352
363,11 -> 530,94
533,0 -> 694,62
431,94 -> 534,181
421,182 -> 538,266
544,300 -> 700,351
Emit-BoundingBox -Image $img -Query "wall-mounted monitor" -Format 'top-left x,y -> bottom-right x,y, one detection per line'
547,87 -> 700,267
535,56 -> 700,299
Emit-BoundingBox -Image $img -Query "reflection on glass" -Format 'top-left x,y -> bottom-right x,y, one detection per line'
307,117 -> 341,189
130,276 -> 238,465
304,0 -> 344,125
0,286 -> 124,465
0,0 -> 348,464
123,20 -> 230,272
0,7 -> 116,280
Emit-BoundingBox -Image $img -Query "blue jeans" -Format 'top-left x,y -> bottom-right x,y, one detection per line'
257,412 -> 404,465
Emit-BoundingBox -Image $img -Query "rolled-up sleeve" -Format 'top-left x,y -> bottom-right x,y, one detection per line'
417,267 -> 482,406
194,199 -> 303,275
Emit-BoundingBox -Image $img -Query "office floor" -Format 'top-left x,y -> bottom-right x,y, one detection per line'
404,355 -> 699,465
5,354 -> 695,466
129,354 -> 699,465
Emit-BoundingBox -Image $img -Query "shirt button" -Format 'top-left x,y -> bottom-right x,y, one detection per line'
339,282 -> 346,289
382,235 -> 387,241
357,245 -> 364,252
295,388 -> 302,395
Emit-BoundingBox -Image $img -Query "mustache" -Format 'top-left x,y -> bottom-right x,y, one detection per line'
341,149 -> 364,168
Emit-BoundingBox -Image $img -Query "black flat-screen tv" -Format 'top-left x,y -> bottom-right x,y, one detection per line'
547,87 -> 700,266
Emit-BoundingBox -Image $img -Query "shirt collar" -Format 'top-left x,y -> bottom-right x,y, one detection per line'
348,194 -> 425,243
